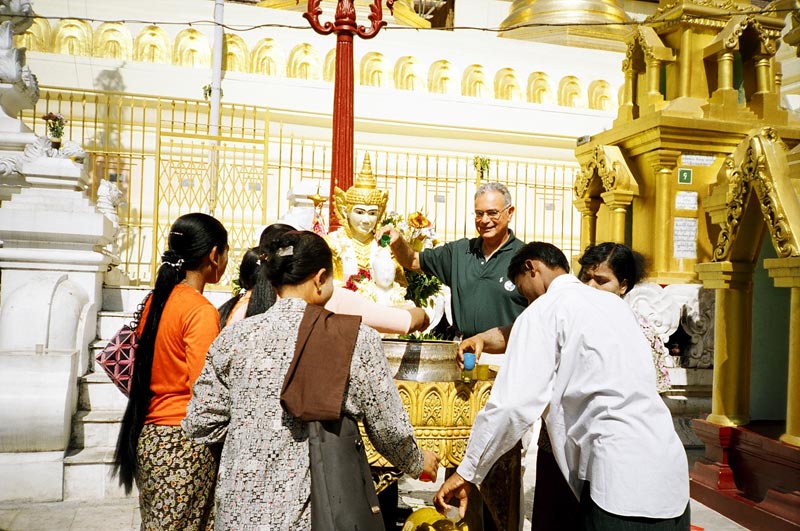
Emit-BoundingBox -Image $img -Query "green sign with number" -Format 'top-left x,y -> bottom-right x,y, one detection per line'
678,168 -> 692,184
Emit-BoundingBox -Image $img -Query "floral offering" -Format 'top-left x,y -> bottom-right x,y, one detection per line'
41,112 -> 67,139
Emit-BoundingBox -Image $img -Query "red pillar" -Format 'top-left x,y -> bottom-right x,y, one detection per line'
304,0 -> 391,231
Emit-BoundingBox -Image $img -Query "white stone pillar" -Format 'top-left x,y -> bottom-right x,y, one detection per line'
0,147 -> 114,502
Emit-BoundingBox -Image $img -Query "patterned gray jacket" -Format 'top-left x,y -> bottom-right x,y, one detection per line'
182,297 -> 424,531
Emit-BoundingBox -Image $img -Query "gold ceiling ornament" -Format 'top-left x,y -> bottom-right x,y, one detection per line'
499,0 -> 631,51
501,0 -> 628,28
654,0 -> 755,16
574,144 -> 639,199
711,128 -> 799,261
718,15 -> 780,54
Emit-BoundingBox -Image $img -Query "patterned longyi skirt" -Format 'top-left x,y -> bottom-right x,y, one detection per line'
136,424 -> 218,531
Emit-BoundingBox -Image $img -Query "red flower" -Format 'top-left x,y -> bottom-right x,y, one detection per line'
343,267 -> 371,291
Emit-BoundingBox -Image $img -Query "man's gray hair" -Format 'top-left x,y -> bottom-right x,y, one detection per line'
475,182 -> 512,206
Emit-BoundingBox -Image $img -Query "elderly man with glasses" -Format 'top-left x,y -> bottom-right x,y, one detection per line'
378,182 -> 529,530
377,182 -> 528,340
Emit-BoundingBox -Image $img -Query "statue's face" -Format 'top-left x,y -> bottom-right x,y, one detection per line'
347,203 -> 379,241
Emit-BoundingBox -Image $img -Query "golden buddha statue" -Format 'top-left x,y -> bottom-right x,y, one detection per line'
326,153 -> 390,283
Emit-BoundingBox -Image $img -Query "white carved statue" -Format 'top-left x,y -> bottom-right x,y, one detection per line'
96,179 -> 124,256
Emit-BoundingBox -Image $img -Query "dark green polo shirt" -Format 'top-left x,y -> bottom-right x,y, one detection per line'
419,231 -> 528,338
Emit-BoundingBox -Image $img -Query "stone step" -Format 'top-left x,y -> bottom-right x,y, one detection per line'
78,372 -> 129,413
70,409 -> 123,450
96,312 -> 135,343
101,286 -> 151,313
63,447 -> 137,500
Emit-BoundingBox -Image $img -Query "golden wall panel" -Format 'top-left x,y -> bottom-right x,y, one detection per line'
287,43 -> 321,80
134,25 -> 171,64
15,18 -> 50,52
22,19 -> 621,112
360,51 -> 386,87
462,64 -> 487,98
588,79 -> 612,110
427,60 -> 453,94
173,28 -> 210,67
495,68 -> 522,101
394,56 -> 421,91
93,23 -> 132,60
223,34 -> 249,73
527,71 -> 553,104
250,38 -> 285,76
53,19 -> 92,57
558,75 -> 584,107
322,48 -> 336,82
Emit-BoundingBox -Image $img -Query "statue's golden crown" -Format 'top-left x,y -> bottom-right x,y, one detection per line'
335,153 -> 389,209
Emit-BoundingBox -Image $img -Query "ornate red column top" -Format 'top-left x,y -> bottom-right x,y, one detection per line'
304,0 -> 394,231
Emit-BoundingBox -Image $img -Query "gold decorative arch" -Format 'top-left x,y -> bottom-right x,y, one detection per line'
173,28 -> 211,68
52,19 -> 92,57
558,75 -> 584,107
462,64 -> 487,98
360,51 -> 386,87
93,23 -> 132,60
223,34 -> 249,72
695,127 -> 800,446
527,71 -> 552,104
287,43 -> 321,80
574,144 -> 638,245
134,25 -> 171,64
708,128 -> 799,261
588,80 -> 613,110
574,144 -> 638,199
428,60 -> 453,94
15,18 -> 51,52
494,68 -> 522,101
323,49 -> 336,82
394,56 -> 420,91
251,38 -> 285,77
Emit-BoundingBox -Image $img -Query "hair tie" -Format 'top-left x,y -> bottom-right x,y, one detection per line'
161,253 -> 184,270
170,231 -> 184,236
277,246 -> 294,257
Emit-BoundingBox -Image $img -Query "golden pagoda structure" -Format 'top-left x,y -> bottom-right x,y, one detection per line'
499,0 -> 632,51
574,1 -> 800,528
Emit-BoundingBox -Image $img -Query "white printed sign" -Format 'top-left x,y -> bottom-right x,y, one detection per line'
673,217 -> 698,259
675,191 -> 698,211
681,153 -> 716,167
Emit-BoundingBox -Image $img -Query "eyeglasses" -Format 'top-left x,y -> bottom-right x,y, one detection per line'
474,205 -> 510,220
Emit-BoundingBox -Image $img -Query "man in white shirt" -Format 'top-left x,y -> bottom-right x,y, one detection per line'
433,242 -> 690,530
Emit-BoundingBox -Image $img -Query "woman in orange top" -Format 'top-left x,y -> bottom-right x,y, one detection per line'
113,212 -> 228,531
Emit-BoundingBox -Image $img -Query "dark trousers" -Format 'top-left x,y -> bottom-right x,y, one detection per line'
531,448 -> 582,531
581,483 -> 691,531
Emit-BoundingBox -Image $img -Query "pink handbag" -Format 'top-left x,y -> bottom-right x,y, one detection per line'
96,292 -> 151,397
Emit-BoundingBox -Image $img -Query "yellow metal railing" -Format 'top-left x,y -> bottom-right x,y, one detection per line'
23,87 -> 581,290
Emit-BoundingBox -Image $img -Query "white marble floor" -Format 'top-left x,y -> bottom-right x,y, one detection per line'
0,452 -> 751,531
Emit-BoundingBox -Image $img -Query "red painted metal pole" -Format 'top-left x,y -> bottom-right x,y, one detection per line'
304,0 -> 391,231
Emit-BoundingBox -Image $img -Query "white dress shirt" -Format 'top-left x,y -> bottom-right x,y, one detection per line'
457,274 -> 689,518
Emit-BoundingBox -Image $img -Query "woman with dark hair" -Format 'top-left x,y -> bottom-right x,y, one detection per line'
217,247 -> 262,328
578,241 -> 646,297
183,230 -> 438,529
577,242 -> 671,393
225,223 -> 430,334
113,212 -> 228,531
